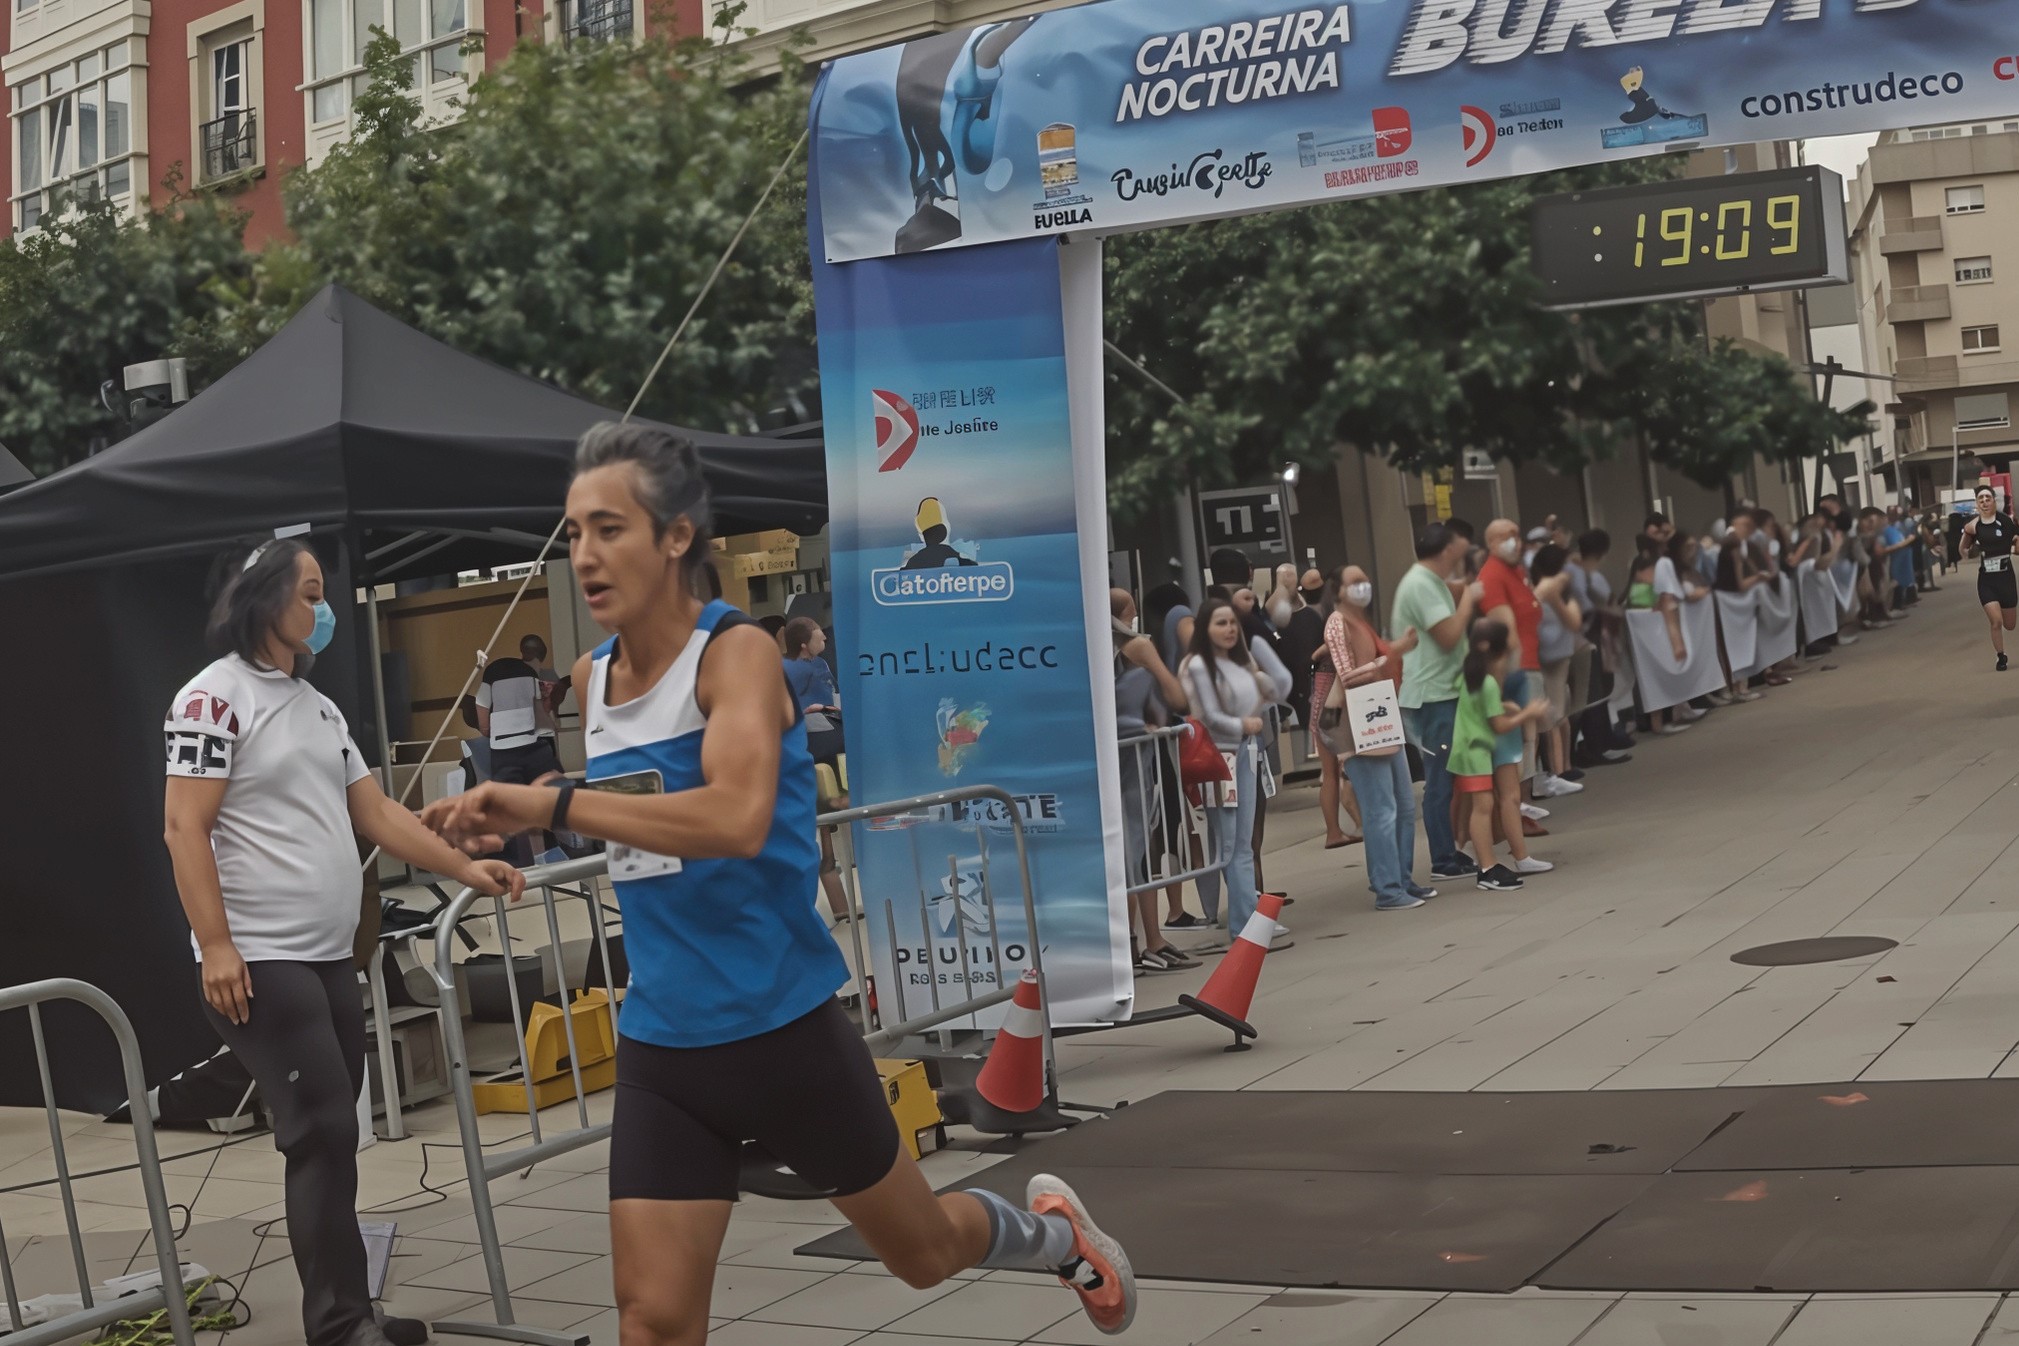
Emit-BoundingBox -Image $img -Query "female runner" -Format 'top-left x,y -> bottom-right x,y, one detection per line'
1964,485 -> 2019,670
420,424 -> 1135,1344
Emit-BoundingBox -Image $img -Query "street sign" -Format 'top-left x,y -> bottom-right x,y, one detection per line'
1198,485 -> 1291,568
1531,166 -> 1849,310
1462,448 -> 1498,482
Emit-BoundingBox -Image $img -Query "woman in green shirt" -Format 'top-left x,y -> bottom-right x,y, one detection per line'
1451,619 -> 1549,893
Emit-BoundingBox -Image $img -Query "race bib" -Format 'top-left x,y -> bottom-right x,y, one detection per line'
586,770 -> 683,881
1987,555 -> 2010,574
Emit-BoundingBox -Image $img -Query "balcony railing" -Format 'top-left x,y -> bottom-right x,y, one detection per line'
1886,283 -> 1951,324
200,109 -> 257,182
1878,214 -> 1944,255
562,0 -> 631,42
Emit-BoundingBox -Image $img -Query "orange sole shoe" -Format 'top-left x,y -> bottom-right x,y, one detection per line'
1028,1174 -> 1137,1335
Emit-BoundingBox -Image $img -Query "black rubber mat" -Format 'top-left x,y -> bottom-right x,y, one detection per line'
798,1083 -> 2019,1292
1539,1167 -> 2019,1292
800,1165 -> 1655,1292
1729,936 -> 1899,966
925,1089 -> 1764,1176
1676,1078 -> 2019,1171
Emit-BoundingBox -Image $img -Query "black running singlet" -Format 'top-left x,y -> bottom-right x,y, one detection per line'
1975,513 -> 2017,563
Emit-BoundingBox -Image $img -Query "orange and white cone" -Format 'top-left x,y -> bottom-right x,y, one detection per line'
975,969 -> 1048,1114
1179,893 -> 1283,1051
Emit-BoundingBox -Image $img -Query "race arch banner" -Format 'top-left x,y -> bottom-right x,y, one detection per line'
807,148 -> 1134,1029
811,0 -> 2011,263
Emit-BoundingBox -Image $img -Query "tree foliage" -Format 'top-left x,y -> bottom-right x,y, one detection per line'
194,19 -> 817,433
0,188 -> 253,475
1102,156 -> 1857,520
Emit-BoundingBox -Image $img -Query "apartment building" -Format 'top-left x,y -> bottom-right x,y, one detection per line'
0,0 -> 688,243
1848,121 -> 2019,503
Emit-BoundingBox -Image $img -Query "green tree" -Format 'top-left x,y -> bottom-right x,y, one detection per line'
195,16 -> 817,434
0,189 -> 253,475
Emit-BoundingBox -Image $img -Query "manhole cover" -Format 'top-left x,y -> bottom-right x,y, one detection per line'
1730,936 -> 1899,967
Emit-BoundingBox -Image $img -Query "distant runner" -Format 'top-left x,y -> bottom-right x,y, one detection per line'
1962,485 -> 2018,671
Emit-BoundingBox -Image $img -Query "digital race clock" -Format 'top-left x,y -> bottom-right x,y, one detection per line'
1530,166 -> 1849,310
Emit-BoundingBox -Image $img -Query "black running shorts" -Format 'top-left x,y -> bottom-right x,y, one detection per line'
609,998 -> 900,1203
1980,568 -> 2017,611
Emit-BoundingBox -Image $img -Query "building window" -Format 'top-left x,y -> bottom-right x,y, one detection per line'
200,37 -> 258,182
1957,393 -> 2012,432
560,0 -> 632,43
1956,256 -> 1994,285
303,0 -> 466,130
1963,325 -> 2001,354
9,43 -> 136,233
1947,185 -> 1986,215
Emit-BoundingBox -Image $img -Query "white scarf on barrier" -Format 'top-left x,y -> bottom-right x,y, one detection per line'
1797,559 -> 1838,643
1747,578 -> 1799,676
1626,597 -> 1725,712
1714,587 -> 1758,675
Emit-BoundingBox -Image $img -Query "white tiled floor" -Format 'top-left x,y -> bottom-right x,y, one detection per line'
11,584 -> 2019,1343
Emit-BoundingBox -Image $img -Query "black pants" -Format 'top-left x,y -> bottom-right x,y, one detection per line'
203,959 -> 371,1346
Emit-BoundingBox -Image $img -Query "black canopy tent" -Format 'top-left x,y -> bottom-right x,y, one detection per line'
0,285 -> 828,1110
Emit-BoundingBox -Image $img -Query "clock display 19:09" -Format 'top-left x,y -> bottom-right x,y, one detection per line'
1633,195 -> 1801,269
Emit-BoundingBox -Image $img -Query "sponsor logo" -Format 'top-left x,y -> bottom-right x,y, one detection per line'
936,699 -> 991,777
1460,105 -> 1496,167
1117,6 -> 1352,124
871,496 -> 1015,606
873,389 -> 920,473
1035,207 -> 1093,230
1296,107 -> 1410,169
1488,96 -> 1566,139
1602,66 -> 1707,148
1999,56 -> 2017,81
1113,148 -> 1273,203
164,730 -> 229,774
866,793 -> 1065,835
1740,69 -> 1967,118
1325,159 -> 1419,190
175,691 -> 239,735
1498,97 -> 1561,118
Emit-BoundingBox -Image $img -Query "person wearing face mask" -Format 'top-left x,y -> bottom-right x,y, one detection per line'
1280,567 -> 1329,749
1323,567 -> 1430,910
163,539 -> 523,1346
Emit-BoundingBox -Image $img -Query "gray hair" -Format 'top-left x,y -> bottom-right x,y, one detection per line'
573,422 -> 714,583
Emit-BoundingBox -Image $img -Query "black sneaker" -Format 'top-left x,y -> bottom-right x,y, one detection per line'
1430,858 -> 1479,880
2001,654 -> 2010,672
1476,864 -> 1525,892
1560,768 -> 1586,782
1162,912 -> 1204,931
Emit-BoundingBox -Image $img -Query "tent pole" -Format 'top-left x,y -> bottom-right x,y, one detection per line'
364,582 -> 407,885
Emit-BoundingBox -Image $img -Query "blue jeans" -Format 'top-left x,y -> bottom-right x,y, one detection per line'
1197,740 -> 1260,934
1402,699 -> 1463,870
1343,750 -> 1419,907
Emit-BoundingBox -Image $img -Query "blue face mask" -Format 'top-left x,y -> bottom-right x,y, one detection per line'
306,600 -> 336,654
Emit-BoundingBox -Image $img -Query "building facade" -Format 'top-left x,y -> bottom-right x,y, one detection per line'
1848,122 -> 2019,504
0,0 -> 700,243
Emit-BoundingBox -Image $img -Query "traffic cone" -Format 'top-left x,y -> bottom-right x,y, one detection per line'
959,969 -> 1077,1135
975,969 -> 1047,1113
1179,893 -> 1284,1052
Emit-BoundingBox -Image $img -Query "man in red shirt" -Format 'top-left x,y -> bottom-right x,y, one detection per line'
1479,518 -> 1552,838
1479,519 -> 1540,673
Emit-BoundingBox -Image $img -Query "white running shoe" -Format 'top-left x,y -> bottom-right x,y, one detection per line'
1520,802 -> 1551,821
1510,855 -> 1555,874
1657,723 -> 1692,735
1533,774 -> 1585,798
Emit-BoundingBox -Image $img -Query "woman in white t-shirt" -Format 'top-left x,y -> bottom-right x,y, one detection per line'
163,540 -> 521,1346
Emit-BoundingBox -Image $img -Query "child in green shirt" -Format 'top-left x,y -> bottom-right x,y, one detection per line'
1452,619 -> 1551,892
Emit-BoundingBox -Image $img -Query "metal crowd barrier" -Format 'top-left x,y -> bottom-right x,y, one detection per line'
0,980 -> 195,1346
424,783 -> 1045,1346
1116,726 -> 1228,896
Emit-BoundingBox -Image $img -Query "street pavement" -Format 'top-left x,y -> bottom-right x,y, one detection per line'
7,574 -> 2019,1344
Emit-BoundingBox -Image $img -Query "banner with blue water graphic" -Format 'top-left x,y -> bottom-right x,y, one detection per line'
810,0 -> 2012,264
809,145 -> 1133,1030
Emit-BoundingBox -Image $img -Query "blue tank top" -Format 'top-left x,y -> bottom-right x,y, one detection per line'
585,601 -> 847,1048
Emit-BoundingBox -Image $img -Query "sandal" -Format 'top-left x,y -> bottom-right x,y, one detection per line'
1324,835 -> 1364,849
1161,912 -> 1204,931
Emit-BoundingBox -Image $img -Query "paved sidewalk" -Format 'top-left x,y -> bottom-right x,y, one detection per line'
8,580 -> 2019,1344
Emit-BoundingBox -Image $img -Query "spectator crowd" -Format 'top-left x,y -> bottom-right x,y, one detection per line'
1110,497 -> 1953,973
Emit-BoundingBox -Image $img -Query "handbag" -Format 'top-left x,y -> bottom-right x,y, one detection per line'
1177,717 -> 1230,787
1344,678 -> 1406,755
